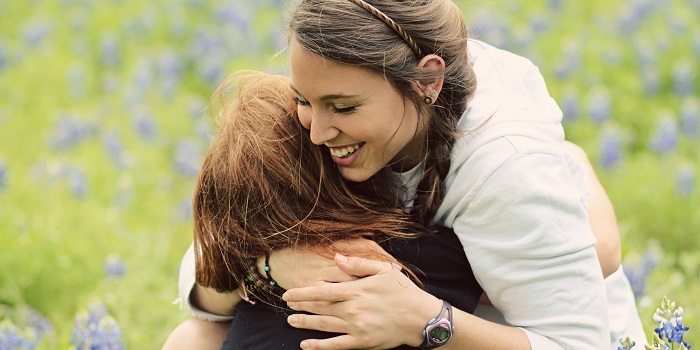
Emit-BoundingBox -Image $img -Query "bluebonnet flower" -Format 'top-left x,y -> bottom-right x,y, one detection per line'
599,128 -> 623,170
133,109 -> 157,141
104,254 -> 126,278
65,167 -> 88,198
67,66 -> 86,100
196,51 -> 226,86
680,98 -> 699,139
529,14 -> 548,34
588,88 -> 611,124
22,20 -> 52,47
100,34 -> 121,68
0,40 -> 6,70
642,67 -> 661,96
561,90 -> 579,122
70,303 -> 124,350
554,43 -> 582,80
159,51 -> 183,99
618,336 -> 636,350
623,248 -> 658,300
0,305 -> 53,350
548,0 -> 562,11
49,115 -> 98,150
651,297 -> 692,350
0,162 -> 7,191
216,3 -> 252,33
675,165 -> 696,198
175,197 -> 193,222
0,320 -> 32,349
649,112 -> 679,154
173,140 -> 203,177
672,60 -> 696,97
103,131 -> 128,170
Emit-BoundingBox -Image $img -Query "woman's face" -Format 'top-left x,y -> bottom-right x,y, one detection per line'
289,39 -> 423,182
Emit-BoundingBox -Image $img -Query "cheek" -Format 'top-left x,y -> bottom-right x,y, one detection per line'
297,107 -> 312,130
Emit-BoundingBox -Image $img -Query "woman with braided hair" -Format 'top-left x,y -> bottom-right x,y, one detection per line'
166,0 -> 645,349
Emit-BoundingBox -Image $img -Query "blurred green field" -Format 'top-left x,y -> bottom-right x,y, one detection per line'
0,0 -> 698,348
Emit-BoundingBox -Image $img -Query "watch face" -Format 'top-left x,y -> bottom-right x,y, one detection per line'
429,321 -> 452,343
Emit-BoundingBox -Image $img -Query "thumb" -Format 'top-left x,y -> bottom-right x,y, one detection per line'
334,253 -> 393,277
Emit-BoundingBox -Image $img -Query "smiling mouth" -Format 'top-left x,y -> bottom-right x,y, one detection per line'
329,143 -> 363,158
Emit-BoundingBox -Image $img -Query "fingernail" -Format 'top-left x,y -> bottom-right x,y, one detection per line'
282,292 -> 289,301
300,341 -> 310,349
288,315 -> 298,325
335,253 -> 347,263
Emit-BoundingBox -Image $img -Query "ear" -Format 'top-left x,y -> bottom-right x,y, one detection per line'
416,54 -> 446,98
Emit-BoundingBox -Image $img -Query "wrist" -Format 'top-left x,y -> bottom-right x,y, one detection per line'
418,299 -> 455,349
406,292 -> 443,347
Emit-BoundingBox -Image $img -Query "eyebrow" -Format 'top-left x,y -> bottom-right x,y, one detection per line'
289,84 -> 359,102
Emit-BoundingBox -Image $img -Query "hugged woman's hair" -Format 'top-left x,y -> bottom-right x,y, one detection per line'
286,0 -> 477,226
194,71 -> 422,292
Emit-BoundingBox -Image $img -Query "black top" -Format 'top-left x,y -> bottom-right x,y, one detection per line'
222,227 -> 481,349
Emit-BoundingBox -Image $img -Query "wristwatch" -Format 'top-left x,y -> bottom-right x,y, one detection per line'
420,299 -> 454,349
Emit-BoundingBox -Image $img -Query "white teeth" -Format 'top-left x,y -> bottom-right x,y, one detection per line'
331,144 -> 360,158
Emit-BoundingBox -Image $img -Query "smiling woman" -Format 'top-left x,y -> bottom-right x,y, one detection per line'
170,0 -> 646,349
289,38 -> 426,181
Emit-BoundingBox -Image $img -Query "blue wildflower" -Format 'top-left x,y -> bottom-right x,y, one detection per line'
672,60 -> 696,97
680,98 -> 699,139
175,197 -> 193,222
618,336 -> 636,350
0,40 -> 6,70
49,115 -> 98,150
64,167 -> 88,198
642,67 -> 660,96
649,112 -> 679,154
22,20 -> 52,47
104,254 -> 126,278
101,34 -> 121,68
0,320 -> 31,350
561,90 -> 579,122
70,303 -> 124,350
216,3 -> 252,33
172,140 -> 203,177
676,165 -> 696,198
133,109 -> 157,141
652,297 -> 692,349
623,248 -> 658,300
0,162 -> 6,191
67,66 -> 86,100
103,131 -> 128,170
588,88 -> 611,123
599,128 -> 623,170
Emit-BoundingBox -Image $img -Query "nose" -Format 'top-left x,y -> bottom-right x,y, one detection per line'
300,108 -> 340,145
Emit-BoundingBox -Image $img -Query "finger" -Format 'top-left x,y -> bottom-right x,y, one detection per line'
334,253 -> 394,278
287,314 -> 348,334
286,300 -> 336,315
299,334 -> 360,350
283,283 -> 351,302
318,265 -> 358,284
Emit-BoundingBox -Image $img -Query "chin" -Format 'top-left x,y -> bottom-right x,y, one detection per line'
339,169 -> 373,183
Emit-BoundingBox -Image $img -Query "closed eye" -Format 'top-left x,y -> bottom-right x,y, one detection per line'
294,96 -> 310,107
333,105 -> 357,114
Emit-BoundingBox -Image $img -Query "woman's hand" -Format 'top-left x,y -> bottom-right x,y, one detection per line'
259,239 -> 392,290
281,254 -> 442,350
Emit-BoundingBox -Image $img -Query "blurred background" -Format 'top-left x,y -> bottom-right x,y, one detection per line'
0,0 -> 697,348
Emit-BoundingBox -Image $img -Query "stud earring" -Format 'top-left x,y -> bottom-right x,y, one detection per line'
423,90 -> 437,105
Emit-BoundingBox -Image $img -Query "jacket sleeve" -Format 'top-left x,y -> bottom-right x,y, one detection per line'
439,136 -> 609,349
177,244 -> 235,322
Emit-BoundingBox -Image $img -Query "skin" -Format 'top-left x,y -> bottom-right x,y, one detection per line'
164,42 -> 622,349
290,38 -> 434,181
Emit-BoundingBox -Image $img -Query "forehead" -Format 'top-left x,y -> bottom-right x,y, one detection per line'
288,39 -> 390,97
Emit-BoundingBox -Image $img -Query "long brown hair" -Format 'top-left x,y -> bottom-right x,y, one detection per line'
286,0 -> 477,225
194,71 -> 423,292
